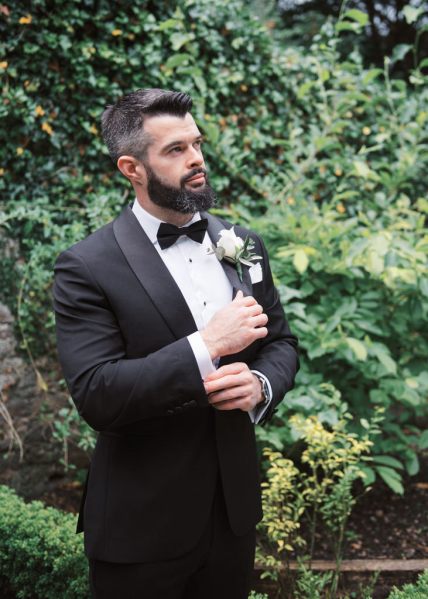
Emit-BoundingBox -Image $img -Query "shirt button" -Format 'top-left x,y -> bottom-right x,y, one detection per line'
189,258 -> 192,263
203,301 -> 207,306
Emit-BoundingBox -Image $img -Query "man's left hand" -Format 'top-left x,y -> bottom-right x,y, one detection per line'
203,363 -> 263,412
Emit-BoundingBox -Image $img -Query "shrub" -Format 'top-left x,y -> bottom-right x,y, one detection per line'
257,412 -> 375,597
387,570 -> 428,599
0,485 -> 88,599
254,192 -> 428,490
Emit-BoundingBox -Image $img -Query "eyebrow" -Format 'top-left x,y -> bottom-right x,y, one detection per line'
161,135 -> 204,153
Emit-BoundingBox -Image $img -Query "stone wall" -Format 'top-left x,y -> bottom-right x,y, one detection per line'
0,302 -> 85,510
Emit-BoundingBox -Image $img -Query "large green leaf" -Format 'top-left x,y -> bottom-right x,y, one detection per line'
376,467 -> 404,495
343,9 -> 369,26
371,455 -> 404,470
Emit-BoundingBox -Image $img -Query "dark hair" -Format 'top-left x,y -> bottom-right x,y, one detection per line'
101,88 -> 193,164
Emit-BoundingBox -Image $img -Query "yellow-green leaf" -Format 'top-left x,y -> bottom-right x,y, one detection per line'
346,337 -> 367,361
293,249 -> 309,274
343,9 -> 369,26
36,370 -> 48,392
353,160 -> 371,178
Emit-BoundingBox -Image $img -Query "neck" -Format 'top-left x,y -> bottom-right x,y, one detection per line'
135,196 -> 195,227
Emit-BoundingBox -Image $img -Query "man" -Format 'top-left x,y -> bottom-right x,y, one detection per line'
53,88 -> 298,599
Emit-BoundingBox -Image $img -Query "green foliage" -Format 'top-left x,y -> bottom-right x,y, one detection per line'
1,0 -> 286,356
254,190 -> 428,490
273,0 -> 428,77
1,0 -> 427,492
257,412 -> 374,597
0,485 -> 88,599
51,396 -> 97,471
386,570 -> 428,599
293,564 -> 332,599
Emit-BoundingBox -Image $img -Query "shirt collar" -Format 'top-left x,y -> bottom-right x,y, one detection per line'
132,199 -> 201,246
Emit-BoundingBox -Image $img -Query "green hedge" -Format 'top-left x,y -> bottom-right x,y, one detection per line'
2,0 -> 427,358
0,485 -> 88,599
0,484 -> 268,599
387,571 -> 428,599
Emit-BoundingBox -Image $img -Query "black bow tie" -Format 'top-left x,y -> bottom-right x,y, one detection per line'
157,218 -> 208,250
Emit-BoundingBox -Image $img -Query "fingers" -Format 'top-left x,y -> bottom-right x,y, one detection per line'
233,291 -> 257,307
211,397 -> 253,412
204,362 -> 248,382
247,303 -> 264,317
204,363 -> 261,412
204,363 -> 253,400
205,373 -> 249,396
250,312 -> 268,326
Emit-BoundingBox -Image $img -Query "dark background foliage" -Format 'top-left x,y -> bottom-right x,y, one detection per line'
270,0 -> 428,75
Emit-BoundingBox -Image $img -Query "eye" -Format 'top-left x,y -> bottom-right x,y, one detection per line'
169,146 -> 183,154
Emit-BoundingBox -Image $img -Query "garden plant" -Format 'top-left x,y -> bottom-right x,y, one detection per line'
1,0 -> 427,597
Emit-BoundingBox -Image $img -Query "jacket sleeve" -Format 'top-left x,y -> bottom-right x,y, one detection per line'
53,248 -> 209,432
248,235 -> 299,425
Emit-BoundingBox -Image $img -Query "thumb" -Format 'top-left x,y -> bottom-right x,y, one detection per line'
234,290 -> 244,301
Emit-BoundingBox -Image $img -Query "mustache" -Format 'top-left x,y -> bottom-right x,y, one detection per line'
181,168 -> 207,184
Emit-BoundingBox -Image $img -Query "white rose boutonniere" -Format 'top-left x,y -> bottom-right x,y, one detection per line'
209,227 -> 262,282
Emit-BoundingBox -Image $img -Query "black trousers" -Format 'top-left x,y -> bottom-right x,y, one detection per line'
89,481 -> 256,599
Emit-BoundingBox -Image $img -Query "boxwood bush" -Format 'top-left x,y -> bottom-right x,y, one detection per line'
387,571 -> 428,599
0,485 -> 88,599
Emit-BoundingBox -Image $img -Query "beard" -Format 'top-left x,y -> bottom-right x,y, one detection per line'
144,164 -> 217,214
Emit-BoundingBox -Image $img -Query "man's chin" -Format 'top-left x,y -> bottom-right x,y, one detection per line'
185,179 -> 206,190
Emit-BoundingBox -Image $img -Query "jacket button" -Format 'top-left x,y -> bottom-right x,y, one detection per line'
188,400 -> 197,407
167,409 -> 174,416
175,406 -> 183,413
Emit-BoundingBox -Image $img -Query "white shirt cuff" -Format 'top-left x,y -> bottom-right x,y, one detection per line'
248,370 -> 273,424
187,332 -> 216,379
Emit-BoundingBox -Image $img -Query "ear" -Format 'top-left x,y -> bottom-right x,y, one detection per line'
117,155 -> 147,185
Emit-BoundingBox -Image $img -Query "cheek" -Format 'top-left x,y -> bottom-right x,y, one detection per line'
159,162 -> 183,185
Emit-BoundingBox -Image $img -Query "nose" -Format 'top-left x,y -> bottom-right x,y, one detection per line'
186,145 -> 204,169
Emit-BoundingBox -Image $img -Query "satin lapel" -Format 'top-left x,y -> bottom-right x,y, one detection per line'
202,212 -> 252,297
113,206 -> 198,339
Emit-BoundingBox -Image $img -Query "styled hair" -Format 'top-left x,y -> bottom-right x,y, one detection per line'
101,88 -> 193,164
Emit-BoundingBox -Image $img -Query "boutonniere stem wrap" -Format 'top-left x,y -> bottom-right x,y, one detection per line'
209,227 -> 262,282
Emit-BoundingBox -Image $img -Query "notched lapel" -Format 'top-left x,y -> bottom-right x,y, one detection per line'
113,206 -> 198,340
203,212 -> 253,297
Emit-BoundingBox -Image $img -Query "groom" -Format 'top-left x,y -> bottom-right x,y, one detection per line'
53,88 -> 298,599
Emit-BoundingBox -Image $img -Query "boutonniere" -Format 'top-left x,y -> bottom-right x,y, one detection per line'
209,227 -> 262,282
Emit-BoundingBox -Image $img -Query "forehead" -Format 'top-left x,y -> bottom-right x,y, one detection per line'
143,112 -> 201,148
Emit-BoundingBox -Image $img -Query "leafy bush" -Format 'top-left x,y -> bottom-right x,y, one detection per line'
0,485 -> 88,599
386,570 -> 428,599
257,412 -> 375,597
254,192 -> 428,490
2,0 -> 427,356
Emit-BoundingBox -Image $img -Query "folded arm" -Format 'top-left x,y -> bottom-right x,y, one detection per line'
53,249 -> 208,432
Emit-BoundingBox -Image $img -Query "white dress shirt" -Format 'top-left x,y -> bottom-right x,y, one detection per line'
132,200 -> 271,423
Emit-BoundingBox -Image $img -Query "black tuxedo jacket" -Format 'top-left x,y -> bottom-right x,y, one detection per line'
53,206 -> 298,563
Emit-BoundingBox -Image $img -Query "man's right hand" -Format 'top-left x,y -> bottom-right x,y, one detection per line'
200,290 -> 268,360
